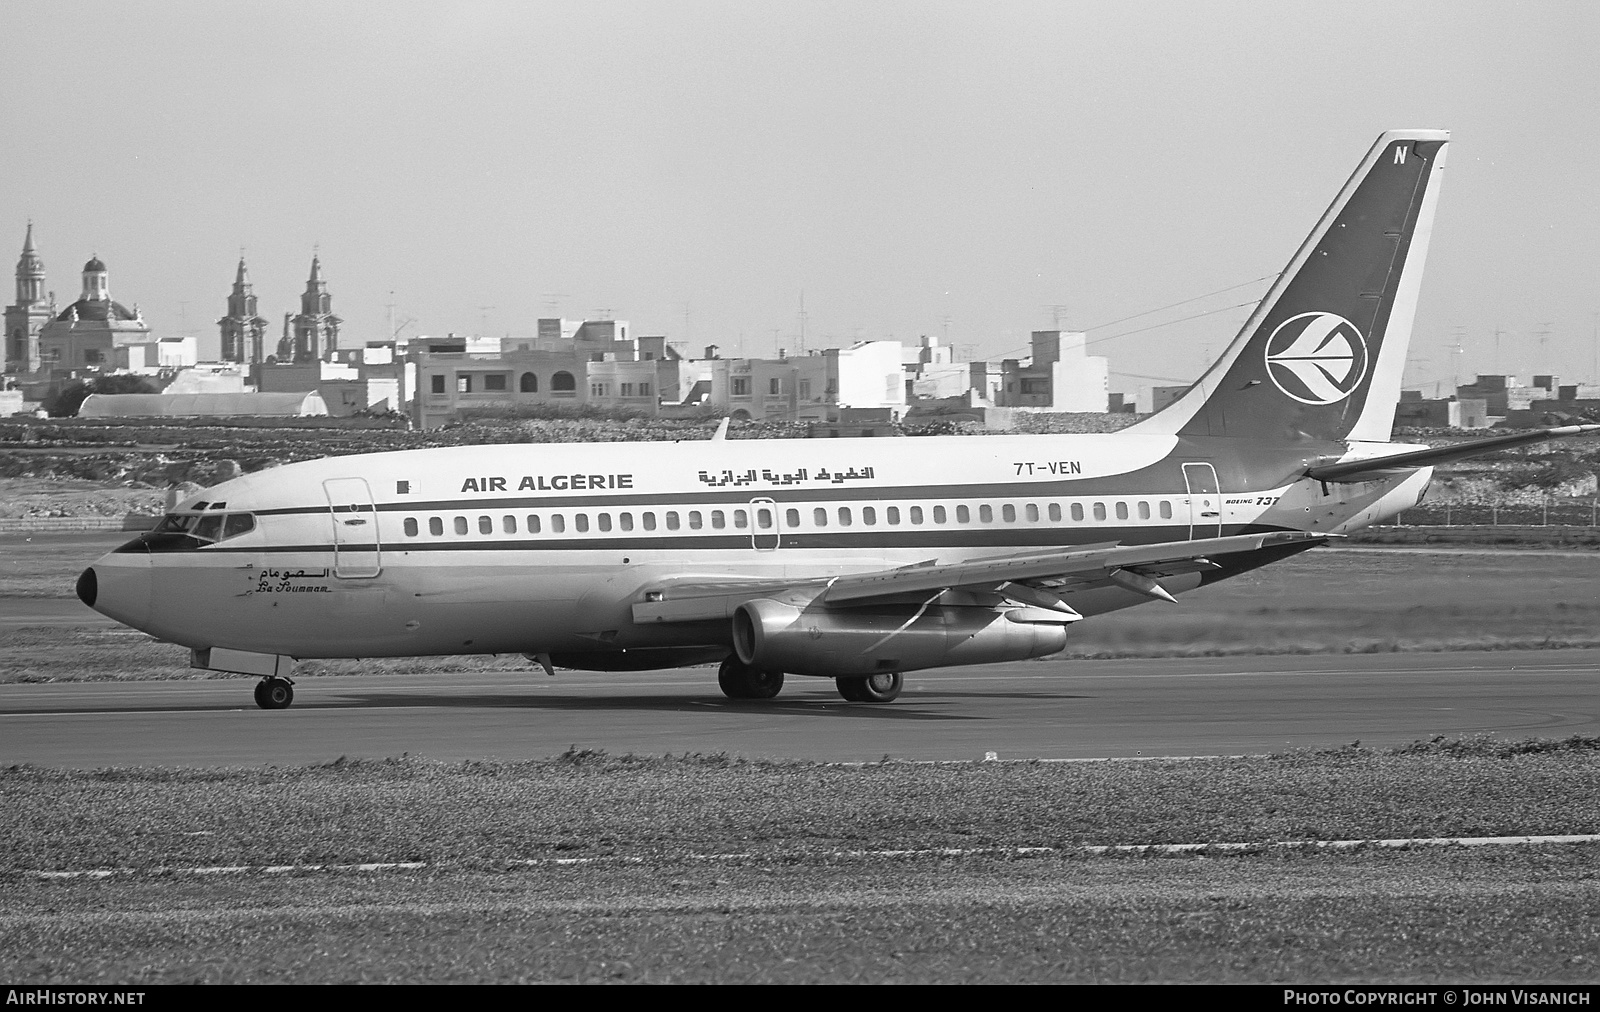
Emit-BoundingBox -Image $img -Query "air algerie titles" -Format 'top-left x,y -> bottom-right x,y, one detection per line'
461,473 -> 636,493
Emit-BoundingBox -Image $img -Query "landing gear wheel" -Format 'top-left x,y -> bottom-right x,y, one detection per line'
837,671 -> 903,703
254,676 -> 295,710
717,656 -> 784,700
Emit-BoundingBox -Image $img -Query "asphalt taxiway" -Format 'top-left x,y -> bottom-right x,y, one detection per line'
2,649 -> 1595,767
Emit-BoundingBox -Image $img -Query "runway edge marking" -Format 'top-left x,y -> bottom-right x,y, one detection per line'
23,834 -> 1600,879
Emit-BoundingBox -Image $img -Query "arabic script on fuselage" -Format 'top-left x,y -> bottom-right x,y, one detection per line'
695,466 -> 877,488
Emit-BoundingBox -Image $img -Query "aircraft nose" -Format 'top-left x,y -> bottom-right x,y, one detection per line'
81,543 -> 154,631
76,567 -> 97,607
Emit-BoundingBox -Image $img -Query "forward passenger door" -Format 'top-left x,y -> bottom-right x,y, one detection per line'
323,477 -> 382,578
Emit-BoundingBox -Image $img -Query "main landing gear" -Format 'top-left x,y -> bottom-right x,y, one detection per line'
717,656 -> 785,699
253,675 -> 295,710
836,671 -> 903,703
715,657 -> 905,703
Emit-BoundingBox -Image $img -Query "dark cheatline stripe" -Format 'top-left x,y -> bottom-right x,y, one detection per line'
246,472 -> 1228,517
195,523 -> 1291,556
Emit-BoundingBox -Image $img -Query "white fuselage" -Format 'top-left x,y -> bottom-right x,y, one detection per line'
84,432 -> 1429,664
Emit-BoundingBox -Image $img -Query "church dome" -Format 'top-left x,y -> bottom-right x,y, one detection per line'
83,256 -> 107,273
55,299 -> 138,322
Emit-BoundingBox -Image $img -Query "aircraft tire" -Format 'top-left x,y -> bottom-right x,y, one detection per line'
744,666 -> 783,699
257,677 -> 294,710
717,658 -> 749,699
839,672 -> 902,703
717,657 -> 783,700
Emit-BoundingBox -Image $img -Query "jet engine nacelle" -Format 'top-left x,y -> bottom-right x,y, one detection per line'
732,598 -> 1069,678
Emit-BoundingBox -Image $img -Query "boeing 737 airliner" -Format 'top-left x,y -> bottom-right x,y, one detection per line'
77,129 -> 1598,707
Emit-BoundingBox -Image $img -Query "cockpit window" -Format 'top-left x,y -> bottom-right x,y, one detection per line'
153,514 -> 200,534
151,512 -> 256,544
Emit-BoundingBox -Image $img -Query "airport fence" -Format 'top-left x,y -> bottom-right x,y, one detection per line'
1393,499 -> 1600,527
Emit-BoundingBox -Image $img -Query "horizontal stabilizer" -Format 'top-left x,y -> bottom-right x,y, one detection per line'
1305,424 -> 1600,482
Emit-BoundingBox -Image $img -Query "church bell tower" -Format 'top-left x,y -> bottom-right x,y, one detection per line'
4,223 -> 53,375
290,253 -> 342,363
217,257 -> 270,364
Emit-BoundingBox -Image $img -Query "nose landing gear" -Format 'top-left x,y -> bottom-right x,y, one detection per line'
253,676 -> 295,710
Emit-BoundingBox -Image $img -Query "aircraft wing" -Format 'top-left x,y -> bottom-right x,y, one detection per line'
632,531 -> 1328,624
818,531 -> 1326,606
1305,424 -> 1600,482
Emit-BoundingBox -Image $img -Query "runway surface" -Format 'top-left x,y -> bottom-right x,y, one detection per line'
2,649 -> 1596,767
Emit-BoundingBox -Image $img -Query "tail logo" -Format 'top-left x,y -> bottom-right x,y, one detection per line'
1263,312 -> 1369,405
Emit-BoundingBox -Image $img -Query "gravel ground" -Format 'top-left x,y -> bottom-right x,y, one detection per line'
2,746 -> 1597,984
4,743 -> 1597,872
2,849 -> 1597,983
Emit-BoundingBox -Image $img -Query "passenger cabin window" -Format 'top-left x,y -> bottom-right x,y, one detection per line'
887,507 -> 901,525
933,506 -> 946,524
1138,502 -> 1151,520
979,505 -> 993,523
956,505 -> 969,523
667,512 -> 681,531
733,510 -> 748,529
575,514 -> 589,533
813,508 -> 828,527
1002,505 -> 1016,523
838,507 -> 852,527
786,509 -> 800,527
1115,502 -> 1129,520
429,517 -> 444,536
688,511 -> 703,530
598,514 -> 612,532
1093,503 -> 1107,521
862,507 -> 876,525
909,506 -> 923,525
643,512 -> 657,531
1159,501 -> 1173,519
454,517 -> 469,535
1048,503 -> 1062,522
479,516 -> 493,535
551,515 -> 566,533
711,511 -> 725,530
526,514 -> 542,533
620,513 -> 634,531
503,515 -> 517,534
1071,504 -> 1084,522
1025,504 -> 1039,522
404,518 -> 419,537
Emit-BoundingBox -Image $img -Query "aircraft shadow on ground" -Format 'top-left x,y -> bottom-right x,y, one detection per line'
0,688 -> 1093,718
315,691 -> 1001,720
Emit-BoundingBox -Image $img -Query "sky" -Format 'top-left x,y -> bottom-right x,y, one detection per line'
3,1 -> 1597,398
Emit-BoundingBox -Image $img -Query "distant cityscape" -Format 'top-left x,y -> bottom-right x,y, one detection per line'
4,225 -> 1595,431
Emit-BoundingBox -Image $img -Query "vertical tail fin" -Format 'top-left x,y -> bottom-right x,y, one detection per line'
1132,130 -> 1449,443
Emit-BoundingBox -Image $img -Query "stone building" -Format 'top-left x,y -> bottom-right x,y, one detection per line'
277,254 -> 341,363
36,255 -> 150,373
4,224 -> 54,375
217,258 -> 270,364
